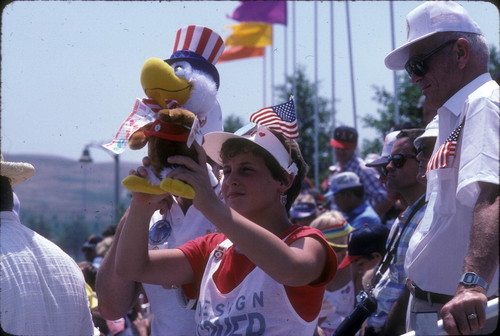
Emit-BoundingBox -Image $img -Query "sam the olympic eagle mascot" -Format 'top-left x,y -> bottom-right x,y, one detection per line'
120,25 -> 224,198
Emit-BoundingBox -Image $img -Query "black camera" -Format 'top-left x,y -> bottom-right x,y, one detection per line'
332,291 -> 378,336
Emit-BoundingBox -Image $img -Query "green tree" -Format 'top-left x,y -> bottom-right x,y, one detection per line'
361,74 -> 424,158
275,65 -> 333,188
223,114 -> 244,133
489,45 -> 499,83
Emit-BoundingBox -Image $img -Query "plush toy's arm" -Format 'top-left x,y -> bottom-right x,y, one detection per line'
128,123 -> 153,150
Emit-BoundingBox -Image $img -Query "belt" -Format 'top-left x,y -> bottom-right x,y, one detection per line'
408,281 -> 453,305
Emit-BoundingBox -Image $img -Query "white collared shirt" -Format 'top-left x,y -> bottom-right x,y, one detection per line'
405,73 -> 499,296
1,211 -> 95,336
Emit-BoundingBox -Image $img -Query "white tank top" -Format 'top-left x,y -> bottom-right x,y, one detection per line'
195,239 -> 318,335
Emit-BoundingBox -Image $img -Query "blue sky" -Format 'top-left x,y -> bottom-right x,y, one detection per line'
2,1 -> 498,164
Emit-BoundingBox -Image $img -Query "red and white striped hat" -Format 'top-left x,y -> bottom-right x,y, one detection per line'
165,25 -> 224,88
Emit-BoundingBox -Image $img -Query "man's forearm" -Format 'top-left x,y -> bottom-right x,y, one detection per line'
464,182 -> 499,284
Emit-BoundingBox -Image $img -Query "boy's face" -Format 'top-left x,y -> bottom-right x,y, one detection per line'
352,254 -> 378,273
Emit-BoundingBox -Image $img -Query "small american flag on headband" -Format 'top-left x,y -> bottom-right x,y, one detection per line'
250,97 -> 299,139
426,119 -> 464,174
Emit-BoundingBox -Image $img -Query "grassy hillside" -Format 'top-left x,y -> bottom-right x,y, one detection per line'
4,153 -> 138,259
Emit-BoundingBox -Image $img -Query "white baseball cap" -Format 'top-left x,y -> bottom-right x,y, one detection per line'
414,115 -> 439,148
366,130 -> 400,167
385,1 -> 482,70
203,123 -> 298,176
329,172 -> 363,195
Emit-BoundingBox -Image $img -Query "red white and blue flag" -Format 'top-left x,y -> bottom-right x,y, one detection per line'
426,120 -> 464,173
250,97 -> 299,139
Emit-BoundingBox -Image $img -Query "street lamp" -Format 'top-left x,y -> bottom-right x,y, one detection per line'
79,143 -> 121,225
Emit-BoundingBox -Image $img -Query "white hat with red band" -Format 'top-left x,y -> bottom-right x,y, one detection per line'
203,123 -> 298,176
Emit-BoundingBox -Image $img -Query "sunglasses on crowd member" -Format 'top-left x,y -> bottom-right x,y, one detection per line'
387,154 -> 417,169
417,143 -> 434,158
405,39 -> 458,77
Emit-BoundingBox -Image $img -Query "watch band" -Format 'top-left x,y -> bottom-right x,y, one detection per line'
459,272 -> 489,290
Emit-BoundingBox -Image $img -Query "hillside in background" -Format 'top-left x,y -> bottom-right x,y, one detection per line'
4,153 -> 138,259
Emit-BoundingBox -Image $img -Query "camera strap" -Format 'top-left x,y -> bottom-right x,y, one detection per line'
371,194 -> 427,288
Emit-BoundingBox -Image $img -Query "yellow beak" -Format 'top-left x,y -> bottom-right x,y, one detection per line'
140,58 -> 192,108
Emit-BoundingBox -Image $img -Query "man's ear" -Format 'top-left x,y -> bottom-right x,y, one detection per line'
372,252 -> 383,261
455,38 -> 470,69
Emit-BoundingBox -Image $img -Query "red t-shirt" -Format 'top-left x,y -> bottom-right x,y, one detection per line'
178,224 -> 337,322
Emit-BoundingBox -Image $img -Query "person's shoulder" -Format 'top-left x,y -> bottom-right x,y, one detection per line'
285,225 -> 327,244
30,232 -> 83,267
180,232 -> 226,252
357,204 -> 381,220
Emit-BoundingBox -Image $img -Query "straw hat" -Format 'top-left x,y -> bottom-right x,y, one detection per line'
0,154 -> 36,185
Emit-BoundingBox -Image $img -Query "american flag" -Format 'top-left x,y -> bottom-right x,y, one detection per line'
250,97 -> 299,139
426,120 -> 464,173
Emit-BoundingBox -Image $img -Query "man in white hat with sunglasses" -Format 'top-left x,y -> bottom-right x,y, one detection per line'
0,154 -> 95,335
385,1 -> 499,335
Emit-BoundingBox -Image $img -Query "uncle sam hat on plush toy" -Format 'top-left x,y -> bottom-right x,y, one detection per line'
165,25 -> 225,89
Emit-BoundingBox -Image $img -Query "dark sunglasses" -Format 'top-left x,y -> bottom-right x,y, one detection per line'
387,154 -> 417,169
417,143 -> 434,158
405,39 -> 458,77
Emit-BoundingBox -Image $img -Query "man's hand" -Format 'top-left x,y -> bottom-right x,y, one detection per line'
440,285 -> 487,335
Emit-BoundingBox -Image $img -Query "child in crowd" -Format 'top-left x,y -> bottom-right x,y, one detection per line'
290,192 -> 320,226
115,122 -> 337,335
338,224 -> 390,295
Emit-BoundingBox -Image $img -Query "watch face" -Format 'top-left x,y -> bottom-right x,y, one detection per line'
463,273 -> 477,284
460,272 -> 488,289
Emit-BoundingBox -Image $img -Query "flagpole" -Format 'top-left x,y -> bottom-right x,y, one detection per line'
263,48 -> 267,107
345,1 -> 358,130
330,1 -> 336,165
390,1 -> 400,125
271,25 -> 275,105
284,20 -> 288,87
292,1 -> 297,100
313,0 -> 319,189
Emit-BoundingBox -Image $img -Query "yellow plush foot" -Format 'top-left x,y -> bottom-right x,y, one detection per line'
160,178 -> 195,199
122,175 -> 166,195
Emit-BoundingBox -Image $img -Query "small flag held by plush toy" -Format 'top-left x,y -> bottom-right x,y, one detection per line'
250,97 -> 299,139
103,99 -> 157,154
187,116 -> 203,148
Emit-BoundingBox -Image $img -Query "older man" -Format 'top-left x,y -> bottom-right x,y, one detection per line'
0,155 -> 95,335
385,1 -> 499,334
